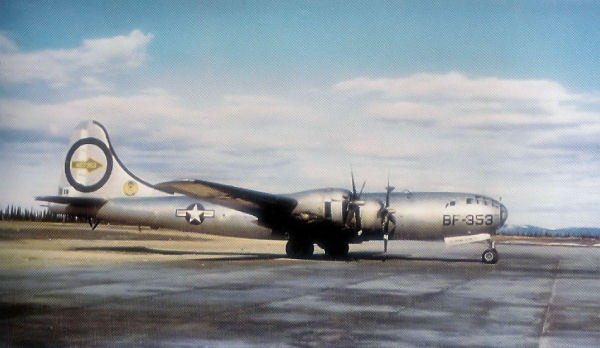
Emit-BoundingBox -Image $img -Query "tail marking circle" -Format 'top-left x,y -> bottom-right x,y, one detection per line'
64,138 -> 113,193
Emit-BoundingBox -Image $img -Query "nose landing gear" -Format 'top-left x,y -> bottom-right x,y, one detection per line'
481,239 -> 498,264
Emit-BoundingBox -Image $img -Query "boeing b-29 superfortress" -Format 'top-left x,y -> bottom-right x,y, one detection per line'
37,121 -> 508,263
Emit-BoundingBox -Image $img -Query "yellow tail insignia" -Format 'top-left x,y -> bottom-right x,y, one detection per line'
123,180 -> 139,196
71,158 -> 103,173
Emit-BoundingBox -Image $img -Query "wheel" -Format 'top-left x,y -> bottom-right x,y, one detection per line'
324,242 -> 349,259
286,239 -> 314,259
481,248 -> 498,264
302,243 -> 314,258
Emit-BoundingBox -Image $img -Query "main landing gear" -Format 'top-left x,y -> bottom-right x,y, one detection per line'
481,239 -> 498,264
285,238 -> 350,259
323,242 -> 349,259
285,239 -> 314,259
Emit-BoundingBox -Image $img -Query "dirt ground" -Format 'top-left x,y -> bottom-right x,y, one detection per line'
1,221 -> 597,271
0,221 -> 287,271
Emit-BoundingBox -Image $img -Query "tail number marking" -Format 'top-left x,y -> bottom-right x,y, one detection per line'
443,214 -> 493,226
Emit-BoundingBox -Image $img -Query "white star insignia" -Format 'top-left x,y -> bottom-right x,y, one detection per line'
176,204 -> 215,225
187,204 -> 203,224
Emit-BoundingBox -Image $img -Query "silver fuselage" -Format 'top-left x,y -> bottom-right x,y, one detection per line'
50,190 -> 507,243
361,192 -> 506,240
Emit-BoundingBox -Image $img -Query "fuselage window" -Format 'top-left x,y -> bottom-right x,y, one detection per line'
450,201 -> 456,206
466,198 -> 473,204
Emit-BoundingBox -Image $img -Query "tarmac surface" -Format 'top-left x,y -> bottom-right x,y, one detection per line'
1,222 -> 600,347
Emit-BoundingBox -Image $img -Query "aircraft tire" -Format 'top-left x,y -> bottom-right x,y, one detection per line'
324,242 -> 349,259
481,248 -> 498,264
286,239 -> 314,259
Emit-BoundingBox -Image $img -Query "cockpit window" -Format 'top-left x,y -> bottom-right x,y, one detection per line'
466,198 -> 473,204
450,201 -> 456,206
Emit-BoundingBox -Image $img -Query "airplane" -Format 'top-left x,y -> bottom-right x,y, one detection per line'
37,120 -> 508,264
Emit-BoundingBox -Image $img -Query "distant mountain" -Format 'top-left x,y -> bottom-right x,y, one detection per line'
498,224 -> 600,238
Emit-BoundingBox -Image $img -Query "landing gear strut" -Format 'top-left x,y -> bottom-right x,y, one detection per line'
285,239 -> 314,259
481,239 -> 498,264
88,217 -> 100,230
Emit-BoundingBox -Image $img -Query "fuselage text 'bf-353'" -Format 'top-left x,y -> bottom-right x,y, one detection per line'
37,121 -> 508,263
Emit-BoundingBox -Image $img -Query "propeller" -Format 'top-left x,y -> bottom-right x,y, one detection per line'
344,169 -> 366,231
381,177 -> 396,253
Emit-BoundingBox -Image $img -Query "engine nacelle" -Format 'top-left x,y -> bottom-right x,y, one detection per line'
288,188 -> 387,235
288,188 -> 350,225
358,200 -> 385,232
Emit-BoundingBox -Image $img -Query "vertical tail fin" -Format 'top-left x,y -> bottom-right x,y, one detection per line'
58,120 -> 168,198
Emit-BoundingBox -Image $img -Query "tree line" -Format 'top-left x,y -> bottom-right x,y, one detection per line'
0,205 -> 78,223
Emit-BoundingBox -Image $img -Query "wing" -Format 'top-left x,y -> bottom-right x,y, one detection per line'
156,180 -> 297,218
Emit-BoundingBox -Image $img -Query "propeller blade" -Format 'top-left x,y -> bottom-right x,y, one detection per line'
385,177 -> 395,208
389,214 -> 396,225
351,169 -> 357,198
384,233 -> 388,253
344,205 -> 362,230
358,180 -> 366,200
386,190 -> 390,208
344,205 -> 355,227
345,168 -> 365,231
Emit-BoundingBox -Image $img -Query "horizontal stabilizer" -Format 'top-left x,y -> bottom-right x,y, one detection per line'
444,233 -> 491,246
156,179 -> 297,217
36,196 -> 107,206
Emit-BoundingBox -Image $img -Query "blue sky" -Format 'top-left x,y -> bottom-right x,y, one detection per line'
3,1 -> 599,92
1,1 -> 599,228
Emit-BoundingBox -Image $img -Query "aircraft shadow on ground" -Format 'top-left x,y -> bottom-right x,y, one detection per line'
72,246 -> 281,260
347,252 -> 480,263
72,246 -> 480,263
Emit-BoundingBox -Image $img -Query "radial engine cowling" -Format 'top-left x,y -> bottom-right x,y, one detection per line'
288,189 -> 350,225
358,200 -> 386,232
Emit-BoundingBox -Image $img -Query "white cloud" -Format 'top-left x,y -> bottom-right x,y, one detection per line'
0,30 -> 153,88
0,34 -> 17,52
334,72 -> 573,102
209,94 -> 305,120
0,91 -> 187,136
1,70 -> 599,228
0,91 -> 311,144
334,72 -> 597,131
80,76 -> 112,92
328,73 -> 600,228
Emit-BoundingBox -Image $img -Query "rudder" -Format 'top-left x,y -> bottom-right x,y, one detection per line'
58,120 -> 168,199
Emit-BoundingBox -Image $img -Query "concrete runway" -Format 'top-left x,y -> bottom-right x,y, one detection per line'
1,222 -> 600,347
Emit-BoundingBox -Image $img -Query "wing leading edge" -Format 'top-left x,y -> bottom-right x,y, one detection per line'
156,180 -> 297,218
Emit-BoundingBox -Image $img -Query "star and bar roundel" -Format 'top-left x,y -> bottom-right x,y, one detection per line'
176,204 -> 215,225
